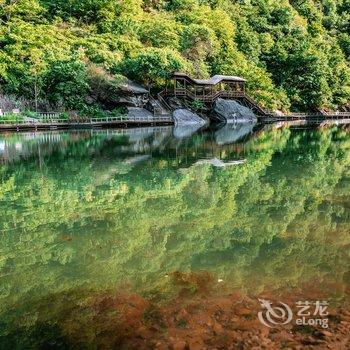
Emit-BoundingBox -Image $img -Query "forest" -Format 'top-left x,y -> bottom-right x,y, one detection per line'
0,0 -> 350,114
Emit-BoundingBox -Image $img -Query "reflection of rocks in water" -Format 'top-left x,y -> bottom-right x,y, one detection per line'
99,126 -> 173,155
215,122 -> 255,145
119,126 -> 172,142
173,123 -> 204,139
194,157 -> 246,167
121,127 -> 155,142
91,127 -> 172,154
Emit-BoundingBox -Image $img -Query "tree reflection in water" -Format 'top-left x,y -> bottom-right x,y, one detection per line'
0,124 -> 349,348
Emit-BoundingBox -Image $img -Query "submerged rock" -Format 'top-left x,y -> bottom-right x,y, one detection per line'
173,109 -> 207,125
213,98 -> 257,123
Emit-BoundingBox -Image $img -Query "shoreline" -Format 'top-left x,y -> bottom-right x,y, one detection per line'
0,118 -> 174,132
1,117 -> 350,133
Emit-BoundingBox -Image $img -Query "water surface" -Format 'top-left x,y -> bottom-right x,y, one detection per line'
0,124 -> 349,348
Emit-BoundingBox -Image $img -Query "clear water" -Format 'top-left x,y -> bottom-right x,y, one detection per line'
0,124 -> 349,347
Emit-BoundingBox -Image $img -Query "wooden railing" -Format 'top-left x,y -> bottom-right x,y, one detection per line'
174,88 -> 245,102
37,112 -> 61,119
286,112 -> 350,118
0,115 -> 173,126
0,119 -> 65,124
147,95 -> 170,116
261,113 -> 350,123
157,92 -> 173,112
171,87 -> 270,115
90,115 -> 172,122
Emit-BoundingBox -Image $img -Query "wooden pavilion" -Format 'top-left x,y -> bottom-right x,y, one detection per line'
171,72 -> 246,103
157,72 -> 268,116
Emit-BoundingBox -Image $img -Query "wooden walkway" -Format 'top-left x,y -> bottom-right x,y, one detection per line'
1,110 -> 350,133
260,112 -> 350,123
0,116 -> 174,131
161,89 -> 271,116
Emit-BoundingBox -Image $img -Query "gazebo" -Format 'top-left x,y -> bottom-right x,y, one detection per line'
172,72 -> 246,102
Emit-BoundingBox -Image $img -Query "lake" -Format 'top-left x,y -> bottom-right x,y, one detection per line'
0,123 -> 349,349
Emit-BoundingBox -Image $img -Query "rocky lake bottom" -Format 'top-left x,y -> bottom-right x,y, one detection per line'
0,123 -> 349,349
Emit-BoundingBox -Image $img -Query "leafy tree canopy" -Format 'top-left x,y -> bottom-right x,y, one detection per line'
0,0 -> 349,111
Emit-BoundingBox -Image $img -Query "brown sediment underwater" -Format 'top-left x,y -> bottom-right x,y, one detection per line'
5,272 -> 348,350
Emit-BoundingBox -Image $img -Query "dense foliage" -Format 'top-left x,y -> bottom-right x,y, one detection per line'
0,0 -> 350,112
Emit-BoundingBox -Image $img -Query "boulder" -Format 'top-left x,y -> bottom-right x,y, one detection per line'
172,109 -> 207,125
119,79 -> 149,95
167,97 -> 186,110
118,95 -> 148,108
87,66 -> 149,108
126,107 -> 154,120
213,98 -> 257,123
116,79 -> 149,107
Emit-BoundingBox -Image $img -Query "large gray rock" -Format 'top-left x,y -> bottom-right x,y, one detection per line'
118,95 -> 148,107
172,109 -> 207,125
167,97 -> 186,110
126,107 -> 154,120
88,69 -> 149,108
213,98 -> 257,123
116,79 -> 149,107
119,79 -> 148,95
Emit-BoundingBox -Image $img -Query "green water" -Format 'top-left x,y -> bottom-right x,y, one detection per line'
0,124 -> 349,348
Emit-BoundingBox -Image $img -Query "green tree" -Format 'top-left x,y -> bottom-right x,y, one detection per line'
44,58 -> 89,109
116,47 -> 190,89
0,0 -> 350,111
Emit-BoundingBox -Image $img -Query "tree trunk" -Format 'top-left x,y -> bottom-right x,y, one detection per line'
34,79 -> 39,112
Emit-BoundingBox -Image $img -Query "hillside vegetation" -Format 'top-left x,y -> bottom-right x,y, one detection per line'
0,0 -> 350,113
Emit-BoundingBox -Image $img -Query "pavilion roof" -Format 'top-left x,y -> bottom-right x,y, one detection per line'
173,72 -> 246,85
